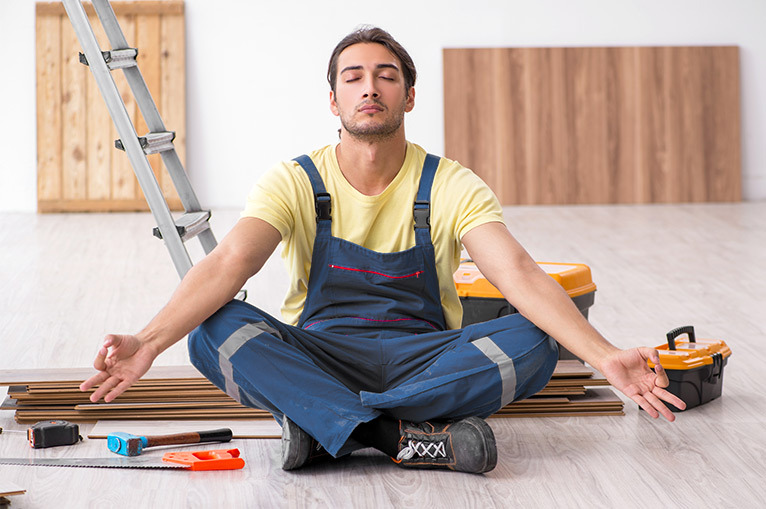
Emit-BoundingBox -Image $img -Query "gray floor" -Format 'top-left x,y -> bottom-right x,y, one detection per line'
1,203 -> 765,508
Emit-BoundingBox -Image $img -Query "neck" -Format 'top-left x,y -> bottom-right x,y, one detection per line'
335,130 -> 408,196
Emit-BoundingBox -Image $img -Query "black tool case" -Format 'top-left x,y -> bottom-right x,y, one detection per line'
453,260 -> 597,360
650,326 -> 732,412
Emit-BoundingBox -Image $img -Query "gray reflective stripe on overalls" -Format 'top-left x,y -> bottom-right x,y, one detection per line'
472,336 -> 517,406
218,321 -> 281,402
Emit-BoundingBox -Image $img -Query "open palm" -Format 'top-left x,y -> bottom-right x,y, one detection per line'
599,347 -> 686,421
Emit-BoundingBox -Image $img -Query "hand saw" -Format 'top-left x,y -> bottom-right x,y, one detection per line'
0,456 -> 184,469
0,448 -> 244,470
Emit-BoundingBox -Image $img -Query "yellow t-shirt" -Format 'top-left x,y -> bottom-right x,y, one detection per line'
242,142 -> 504,329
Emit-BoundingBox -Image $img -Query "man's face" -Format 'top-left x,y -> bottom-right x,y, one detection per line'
330,43 -> 415,141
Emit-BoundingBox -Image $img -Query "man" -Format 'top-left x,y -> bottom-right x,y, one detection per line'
80,27 -> 685,474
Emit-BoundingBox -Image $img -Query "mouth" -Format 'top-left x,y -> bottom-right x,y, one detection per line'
358,102 -> 385,114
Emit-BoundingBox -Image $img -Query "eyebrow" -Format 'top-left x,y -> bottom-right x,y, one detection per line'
340,63 -> 400,74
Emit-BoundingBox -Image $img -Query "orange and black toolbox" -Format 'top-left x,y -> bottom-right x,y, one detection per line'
453,260 -> 597,359
649,326 -> 732,412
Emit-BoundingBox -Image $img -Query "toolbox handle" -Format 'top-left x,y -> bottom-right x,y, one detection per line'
666,325 -> 696,351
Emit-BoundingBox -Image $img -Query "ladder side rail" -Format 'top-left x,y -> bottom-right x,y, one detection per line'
91,0 -> 217,256
91,0 -> 168,137
90,0 -> 208,215
157,151 -> 218,254
62,0 -> 193,278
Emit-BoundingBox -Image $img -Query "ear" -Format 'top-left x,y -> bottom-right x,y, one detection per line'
404,87 -> 415,113
330,90 -> 340,117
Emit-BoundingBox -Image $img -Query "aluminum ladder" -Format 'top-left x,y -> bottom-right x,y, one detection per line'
61,0 -> 216,279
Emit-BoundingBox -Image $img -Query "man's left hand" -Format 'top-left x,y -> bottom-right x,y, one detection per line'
599,347 -> 686,421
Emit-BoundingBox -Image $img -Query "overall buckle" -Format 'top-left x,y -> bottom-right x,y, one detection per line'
414,200 -> 430,230
315,193 -> 332,223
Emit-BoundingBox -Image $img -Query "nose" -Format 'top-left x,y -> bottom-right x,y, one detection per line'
362,76 -> 379,99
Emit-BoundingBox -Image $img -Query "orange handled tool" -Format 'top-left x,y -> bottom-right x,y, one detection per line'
162,448 -> 245,471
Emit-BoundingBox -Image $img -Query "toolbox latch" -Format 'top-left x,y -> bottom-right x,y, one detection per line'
709,352 -> 723,382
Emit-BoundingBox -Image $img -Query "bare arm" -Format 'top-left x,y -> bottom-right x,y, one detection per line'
80,217 -> 281,402
462,221 -> 685,420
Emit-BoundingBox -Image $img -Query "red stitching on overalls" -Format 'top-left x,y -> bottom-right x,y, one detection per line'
305,316 -> 438,331
328,264 -> 423,279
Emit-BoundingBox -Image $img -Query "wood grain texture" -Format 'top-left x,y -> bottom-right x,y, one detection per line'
60,15 -> 88,201
160,12 -> 185,208
36,1 -> 186,212
1,204 -> 766,506
36,1 -> 185,16
135,13 -> 163,201
86,12 -> 113,200
444,47 -> 741,204
35,13 -> 61,206
110,13 -> 138,201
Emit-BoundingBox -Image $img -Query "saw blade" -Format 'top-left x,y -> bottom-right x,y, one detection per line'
0,456 -> 187,469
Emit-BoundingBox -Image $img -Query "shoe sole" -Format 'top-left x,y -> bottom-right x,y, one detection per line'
461,416 -> 497,473
281,417 -> 310,470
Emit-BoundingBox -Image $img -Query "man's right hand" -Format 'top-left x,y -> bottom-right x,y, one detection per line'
79,334 -> 159,403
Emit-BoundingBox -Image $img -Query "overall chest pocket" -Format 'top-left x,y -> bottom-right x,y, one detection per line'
324,243 -> 428,308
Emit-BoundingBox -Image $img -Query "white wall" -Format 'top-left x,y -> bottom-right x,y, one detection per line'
2,0 -> 764,212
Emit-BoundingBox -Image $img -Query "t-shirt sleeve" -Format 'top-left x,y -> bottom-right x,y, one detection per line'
446,165 -> 505,240
241,162 -> 300,241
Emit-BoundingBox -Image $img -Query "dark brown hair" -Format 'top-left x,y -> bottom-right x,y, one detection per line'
327,26 -> 417,94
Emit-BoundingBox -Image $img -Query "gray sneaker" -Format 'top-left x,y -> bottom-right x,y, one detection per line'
392,416 -> 497,473
281,416 -> 332,470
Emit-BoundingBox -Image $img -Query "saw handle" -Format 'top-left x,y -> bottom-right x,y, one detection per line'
145,428 -> 232,448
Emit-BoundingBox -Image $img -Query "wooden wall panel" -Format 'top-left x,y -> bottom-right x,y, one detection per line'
159,13 -> 184,206
110,13 -> 137,202
36,14 -> 61,203
86,11 -> 112,200
444,47 -> 741,204
36,1 -> 185,212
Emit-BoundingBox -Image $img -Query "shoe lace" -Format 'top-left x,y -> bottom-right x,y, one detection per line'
396,439 -> 447,461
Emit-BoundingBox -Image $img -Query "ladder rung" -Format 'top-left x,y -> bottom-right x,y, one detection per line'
79,48 -> 138,70
115,131 -> 176,155
153,211 -> 212,242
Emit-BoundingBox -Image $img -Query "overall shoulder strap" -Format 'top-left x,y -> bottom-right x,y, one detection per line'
413,153 -> 440,245
293,155 -> 332,231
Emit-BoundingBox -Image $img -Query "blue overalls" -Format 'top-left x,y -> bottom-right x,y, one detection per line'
188,153 -> 558,457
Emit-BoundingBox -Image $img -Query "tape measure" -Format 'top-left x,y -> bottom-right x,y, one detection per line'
1,420 -> 82,448
28,420 -> 82,448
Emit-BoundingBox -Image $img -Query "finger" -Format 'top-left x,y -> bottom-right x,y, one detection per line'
631,394 -> 660,419
103,334 -> 122,348
653,386 -> 686,411
642,347 -> 669,385
104,378 -> 136,403
644,390 -> 675,422
80,370 -> 109,392
89,375 -> 121,403
653,362 -> 670,388
93,346 -> 108,372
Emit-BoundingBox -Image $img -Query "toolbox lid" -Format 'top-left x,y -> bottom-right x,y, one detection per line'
649,338 -> 732,371
454,260 -> 597,299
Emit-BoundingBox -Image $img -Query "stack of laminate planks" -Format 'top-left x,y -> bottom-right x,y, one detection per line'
0,361 -> 623,424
